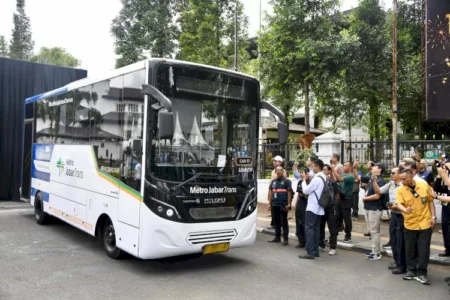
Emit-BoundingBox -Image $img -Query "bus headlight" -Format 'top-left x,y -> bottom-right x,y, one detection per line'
166,209 -> 174,217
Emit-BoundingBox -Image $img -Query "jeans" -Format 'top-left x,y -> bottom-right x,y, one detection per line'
352,192 -> 359,217
366,210 -> 383,255
390,213 -> 406,269
336,197 -> 352,238
305,211 -> 321,256
442,205 -> 450,253
295,199 -> 308,245
404,228 -> 433,276
320,204 -> 337,249
272,205 -> 288,239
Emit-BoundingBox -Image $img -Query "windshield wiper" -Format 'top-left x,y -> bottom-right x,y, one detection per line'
170,172 -> 205,192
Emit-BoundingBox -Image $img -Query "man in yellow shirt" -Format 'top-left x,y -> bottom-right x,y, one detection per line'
396,169 -> 436,284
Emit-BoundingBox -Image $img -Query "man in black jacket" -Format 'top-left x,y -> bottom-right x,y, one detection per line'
295,168 -> 311,248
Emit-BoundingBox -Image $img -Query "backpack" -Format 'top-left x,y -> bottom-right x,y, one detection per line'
314,176 -> 334,208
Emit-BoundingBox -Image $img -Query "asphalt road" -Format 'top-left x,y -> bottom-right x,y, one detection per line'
1,208 -> 449,300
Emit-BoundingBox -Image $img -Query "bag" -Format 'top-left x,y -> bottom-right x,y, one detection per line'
314,176 -> 334,208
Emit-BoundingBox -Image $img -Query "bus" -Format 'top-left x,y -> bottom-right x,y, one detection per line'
23,59 -> 287,259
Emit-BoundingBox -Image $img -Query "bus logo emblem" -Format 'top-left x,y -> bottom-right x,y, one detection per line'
56,158 -> 65,176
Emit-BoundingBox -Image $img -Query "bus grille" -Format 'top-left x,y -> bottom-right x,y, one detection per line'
186,229 -> 237,246
189,207 -> 237,220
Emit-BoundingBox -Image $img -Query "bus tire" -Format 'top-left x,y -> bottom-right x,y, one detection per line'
102,218 -> 122,259
34,192 -> 49,225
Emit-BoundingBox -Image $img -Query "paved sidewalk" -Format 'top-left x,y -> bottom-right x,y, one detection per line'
257,203 -> 450,266
0,200 -> 32,210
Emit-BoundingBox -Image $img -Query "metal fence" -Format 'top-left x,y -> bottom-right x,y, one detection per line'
341,140 -> 450,168
258,140 -> 450,178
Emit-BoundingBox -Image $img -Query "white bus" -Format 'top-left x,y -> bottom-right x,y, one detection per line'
23,59 -> 287,259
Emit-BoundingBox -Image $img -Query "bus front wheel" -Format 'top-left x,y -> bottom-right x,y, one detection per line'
102,218 -> 122,259
34,193 -> 49,225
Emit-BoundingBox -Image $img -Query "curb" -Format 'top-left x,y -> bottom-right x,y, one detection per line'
256,227 -> 450,266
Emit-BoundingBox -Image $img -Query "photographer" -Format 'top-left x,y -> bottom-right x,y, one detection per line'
373,166 -> 406,274
435,161 -> 450,257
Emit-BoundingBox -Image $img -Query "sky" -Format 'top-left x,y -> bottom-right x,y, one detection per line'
0,0 -> 390,77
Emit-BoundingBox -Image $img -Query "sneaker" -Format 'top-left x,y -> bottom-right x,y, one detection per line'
343,237 -> 351,243
329,249 -> 336,256
298,254 -> 315,260
364,232 -> 371,237
382,243 -> 391,249
365,252 -> 375,257
366,253 -> 382,261
415,275 -> 429,284
388,262 -> 398,270
268,238 -> 281,243
391,267 -> 406,275
403,270 -> 417,280
438,251 -> 450,257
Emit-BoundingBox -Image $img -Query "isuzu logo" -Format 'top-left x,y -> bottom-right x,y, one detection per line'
204,197 -> 226,204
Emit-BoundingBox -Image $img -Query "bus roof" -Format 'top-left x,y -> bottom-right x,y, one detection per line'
24,59 -> 257,104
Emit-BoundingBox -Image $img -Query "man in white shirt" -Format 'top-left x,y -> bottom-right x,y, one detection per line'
134,158 -> 142,191
298,158 -> 326,260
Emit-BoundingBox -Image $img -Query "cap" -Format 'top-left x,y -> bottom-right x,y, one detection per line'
273,155 -> 284,162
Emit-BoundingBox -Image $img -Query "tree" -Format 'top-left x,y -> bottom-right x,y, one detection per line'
259,0 -> 358,132
30,47 -> 80,67
346,0 -> 391,144
177,0 -> 250,71
111,0 -> 179,68
0,36 -> 8,57
9,0 -> 34,60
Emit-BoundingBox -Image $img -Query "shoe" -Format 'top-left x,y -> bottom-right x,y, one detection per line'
295,243 -> 305,249
343,237 -> 351,243
415,275 -> 429,284
365,252 -> 375,257
388,262 -> 398,270
382,243 -> 391,249
366,253 -> 382,261
298,254 -> 315,260
403,270 -> 417,280
391,267 -> 406,275
282,239 -> 289,246
314,253 -> 320,258
319,246 -> 325,251
329,249 -> 336,256
268,238 -> 281,243
438,251 -> 450,257
364,232 -> 371,237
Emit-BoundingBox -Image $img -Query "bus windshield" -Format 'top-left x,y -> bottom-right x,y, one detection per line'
148,65 -> 259,183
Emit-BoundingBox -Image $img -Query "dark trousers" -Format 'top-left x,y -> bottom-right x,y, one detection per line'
305,211 -> 321,256
390,213 -> 406,269
336,197 -> 352,238
295,200 -> 308,245
404,228 -> 432,276
442,205 -> 450,253
272,205 -> 288,239
352,192 -> 359,217
320,204 -> 337,249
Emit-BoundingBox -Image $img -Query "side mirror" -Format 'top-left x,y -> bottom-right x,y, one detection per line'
277,123 -> 288,144
142,84 -> 172,112
158,111 -> 174,139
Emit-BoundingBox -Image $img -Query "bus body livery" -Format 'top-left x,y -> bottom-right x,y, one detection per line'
24,59 -> 285,259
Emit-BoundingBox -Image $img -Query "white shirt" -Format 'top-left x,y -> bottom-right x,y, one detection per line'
135,163 -> 142,180
414,174 -> 426,183
301,171 -> 326,216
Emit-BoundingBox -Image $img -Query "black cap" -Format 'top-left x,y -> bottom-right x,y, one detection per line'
375,163 -> 386,174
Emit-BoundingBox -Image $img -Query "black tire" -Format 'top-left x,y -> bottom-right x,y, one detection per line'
102,218 -> 122,259
34,193 -> 49,225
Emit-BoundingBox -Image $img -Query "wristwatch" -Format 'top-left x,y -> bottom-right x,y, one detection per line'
432,216 -> 437,220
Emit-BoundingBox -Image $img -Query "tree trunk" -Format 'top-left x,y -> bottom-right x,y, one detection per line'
304,81 -> 310,134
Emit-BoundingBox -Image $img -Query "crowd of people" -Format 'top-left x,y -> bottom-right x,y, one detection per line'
266,153 -> 450,288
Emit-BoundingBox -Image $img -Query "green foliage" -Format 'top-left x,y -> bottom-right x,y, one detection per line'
176,0 -> 250,70
0,36 -> 8,57
111,0 -> 179,68
30,47 -> 79,67
293,148 -> 317,168
9,0 -> 34,60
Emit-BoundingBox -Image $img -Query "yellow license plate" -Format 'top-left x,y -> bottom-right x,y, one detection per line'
203,243 -> 230,255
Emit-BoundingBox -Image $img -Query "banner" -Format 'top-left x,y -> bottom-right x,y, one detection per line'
426,1 -> 450,120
